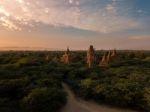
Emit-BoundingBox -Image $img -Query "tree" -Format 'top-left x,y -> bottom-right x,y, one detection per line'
22,87 -> 66,112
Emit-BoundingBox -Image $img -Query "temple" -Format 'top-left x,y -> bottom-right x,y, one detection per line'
107,51 -> 111,63
100,53 -> 108,66
111,49 -> 117,58
46,55 -> 51,61
87,45 -> 95,68
61,47 -> 71,64
45,46 -> 118,67
100,49 -> 118,66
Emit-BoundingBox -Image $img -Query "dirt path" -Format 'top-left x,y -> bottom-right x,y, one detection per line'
60,83 -> 138,112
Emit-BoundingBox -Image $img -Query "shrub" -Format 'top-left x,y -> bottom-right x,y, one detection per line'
22,87 -> 66,112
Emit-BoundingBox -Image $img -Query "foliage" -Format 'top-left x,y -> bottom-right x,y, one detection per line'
23,87 -> 66,112
0,50 -> 150,112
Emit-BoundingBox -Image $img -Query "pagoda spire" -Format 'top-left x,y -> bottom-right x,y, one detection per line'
100,52 -> 108,66
111,49 -> 117,57
61,47 -> 71,64
107,51 -> 111,63
87,45 -> 95,68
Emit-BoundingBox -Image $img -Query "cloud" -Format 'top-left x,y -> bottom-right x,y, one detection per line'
0,17 -> 21,30
69,0 -> 80,5
137,10 -> 143,13
128,35 -> 150,40
106,4 -> 115,12
0,7 -> 10,17
15,0 -> 24,4
0,0 -> 141,33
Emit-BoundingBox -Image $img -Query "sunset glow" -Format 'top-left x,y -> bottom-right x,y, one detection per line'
0,0 -> 150,50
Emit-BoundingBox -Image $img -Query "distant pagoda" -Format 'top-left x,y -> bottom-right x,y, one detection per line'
61,47 -> 71,64
100,49 -> 118,66
107,51 -> 111,63
111,49 -> 117,58
100,53 -> 108,66
46,55 -> 52,61
87,45 -> 95,68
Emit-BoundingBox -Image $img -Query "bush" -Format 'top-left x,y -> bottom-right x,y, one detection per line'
143,88 -> 150,111
22,87 -> 66,112
0,78 -> 28,99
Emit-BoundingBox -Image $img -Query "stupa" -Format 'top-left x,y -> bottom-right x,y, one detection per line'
111,49 -> 117,58
87,45 -> 95,68
100,53 -> 108,66
46,55 -> 51,61
107,51 -> 111,63
61,47 -> 71,64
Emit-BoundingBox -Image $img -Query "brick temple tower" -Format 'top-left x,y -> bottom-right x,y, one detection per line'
46,55 -> 52,61
111,49 -> 117,58
107,51 -> 111,63
100,53 -> 108,66
87,45 -> 95,68
100,49 -> 118,66
61,47 -> 71,64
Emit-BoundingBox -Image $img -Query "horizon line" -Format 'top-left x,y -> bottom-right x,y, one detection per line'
0,46 -> 149,51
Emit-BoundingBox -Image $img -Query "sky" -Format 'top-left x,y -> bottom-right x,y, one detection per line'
0,0 -> 150,50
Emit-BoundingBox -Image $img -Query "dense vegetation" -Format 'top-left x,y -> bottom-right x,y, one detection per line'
0,50 -> 150,112
64,50 -> 150,111
0,51 -> 67,112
